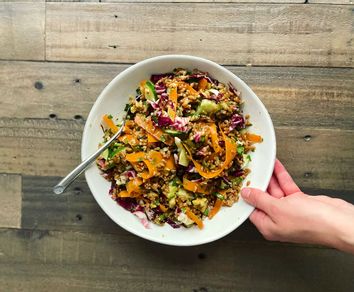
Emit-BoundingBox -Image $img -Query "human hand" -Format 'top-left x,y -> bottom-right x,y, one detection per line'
241,159 -> 354,254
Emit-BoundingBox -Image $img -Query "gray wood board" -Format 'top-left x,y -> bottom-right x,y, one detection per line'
0,2 -> 45,60
45,3 -> 354,67
0,228 -> 353,291
20,176 -> 354,237
1,61 -> 353,130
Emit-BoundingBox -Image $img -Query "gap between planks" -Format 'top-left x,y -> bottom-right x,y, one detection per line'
0,227 -> 353,292
1,61 -> 353,130
0,118 -> 353,189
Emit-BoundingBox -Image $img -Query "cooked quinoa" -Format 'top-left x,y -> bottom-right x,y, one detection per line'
97,68 -> 262,229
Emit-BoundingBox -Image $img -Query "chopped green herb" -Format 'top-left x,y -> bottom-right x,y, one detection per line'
237,145 -> 244,155
215,192 -> 225,200
247,154 -> 252,161
200,136 -> 206,143
124,104 -> 130,112
231,177 -> 243,186
219,180 -> 228,190
171,178 -> 179,187
109,146 -> 126,158
159,214 -> 166,221
136,88 -> 141,95
144,81 -> 157,101
152,115 -> 158,124
203,209 -> 209,216
101,148 -> 109,160
181,207 -> 186,213
107,114 -> 113,119
160,135 -> 166,142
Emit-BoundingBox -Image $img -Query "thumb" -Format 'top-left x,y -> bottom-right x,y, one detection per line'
241,188 -> 276,214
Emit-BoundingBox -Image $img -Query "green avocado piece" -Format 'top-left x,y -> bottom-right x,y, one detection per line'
196,99 -> 219,115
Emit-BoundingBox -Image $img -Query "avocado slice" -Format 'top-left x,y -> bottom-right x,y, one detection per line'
174,137 -> 190,167
196,99 -> 219,115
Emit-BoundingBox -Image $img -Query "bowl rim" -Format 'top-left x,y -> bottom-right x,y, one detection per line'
82,54 -> 276,246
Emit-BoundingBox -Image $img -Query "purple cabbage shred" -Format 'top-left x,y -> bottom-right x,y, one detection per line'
116,198 -> 139,212
166,218 -> 181,229
230,114 -> 245,131
150,73 -> 173,84
158,115 -> 173,127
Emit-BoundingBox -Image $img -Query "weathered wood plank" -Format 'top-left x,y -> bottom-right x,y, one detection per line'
0,228 -> 353,292
0,1 -> 44,2
103,0 -> 305,2
47,0 -> 304,3
0,118 -> 82,177
19,175 -> 261,240
20,175 -> 354,237
0,2 -> 45,60
0,174 -> 21,228
1,61 -> 353,130
309,0 -> 352,4
21,176 -> 126,235
0,118 -> 353,190
276,127 -> 354,191
45,3 -> 353,67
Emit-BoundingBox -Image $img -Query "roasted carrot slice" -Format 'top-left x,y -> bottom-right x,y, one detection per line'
102,114 -> 118,133
208,199 -> 223,219
185,208 -> 204,229
246,133 -> 263,143
198,78 -> 208,90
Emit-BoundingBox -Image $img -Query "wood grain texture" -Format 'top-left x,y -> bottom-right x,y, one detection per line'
0,118 -> 352,190
0,228 -> 353,292
0,174 -> 21,228
276,127 -> 354,191
309,0 -> 352,4
0,2 -> 45,60
0,118 -> 82,177
45,3 -> 354,67
109,0 -> 306,2
1,61 -> 353,130
20,175 -> 354,236
59,0 -> 305,3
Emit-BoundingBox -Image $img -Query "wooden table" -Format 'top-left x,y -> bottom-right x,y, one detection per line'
1,1 -> 353,291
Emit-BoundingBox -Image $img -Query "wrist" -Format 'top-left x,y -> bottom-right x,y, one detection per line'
327,215 -> 354,254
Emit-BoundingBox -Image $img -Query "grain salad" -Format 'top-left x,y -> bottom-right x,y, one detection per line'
96,68 -> 262,229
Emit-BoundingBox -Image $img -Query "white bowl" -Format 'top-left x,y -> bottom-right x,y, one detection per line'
82,55 -> 276,246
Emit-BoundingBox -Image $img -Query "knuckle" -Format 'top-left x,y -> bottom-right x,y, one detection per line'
269,203 -> 280,216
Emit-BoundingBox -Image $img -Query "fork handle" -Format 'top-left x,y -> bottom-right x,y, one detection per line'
53,125 -> 124,194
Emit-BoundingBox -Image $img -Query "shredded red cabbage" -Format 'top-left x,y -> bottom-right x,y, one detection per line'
125,170 -> 137,179
155,83 -> 166,94
166,218 -> 181,229
230,114 -> 245,131
117,198 -> 139,211
222,176 -> 232,185
158,115 -> 173,127
233,170 -> 244,177
150,73 -> 173,84
194,132 -> 201,143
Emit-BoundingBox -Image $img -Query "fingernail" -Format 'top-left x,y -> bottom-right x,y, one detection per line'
241,188 -> 251,199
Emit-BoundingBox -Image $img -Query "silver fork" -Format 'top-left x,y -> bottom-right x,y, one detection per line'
53,122 -> 125,194
53,95 -> 141,194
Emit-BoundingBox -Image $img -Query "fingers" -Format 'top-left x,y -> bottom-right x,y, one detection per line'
249,209 -> 276,241
241,188 -> 277,214
267,175 -> 285,198
274,159 -> 301,196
